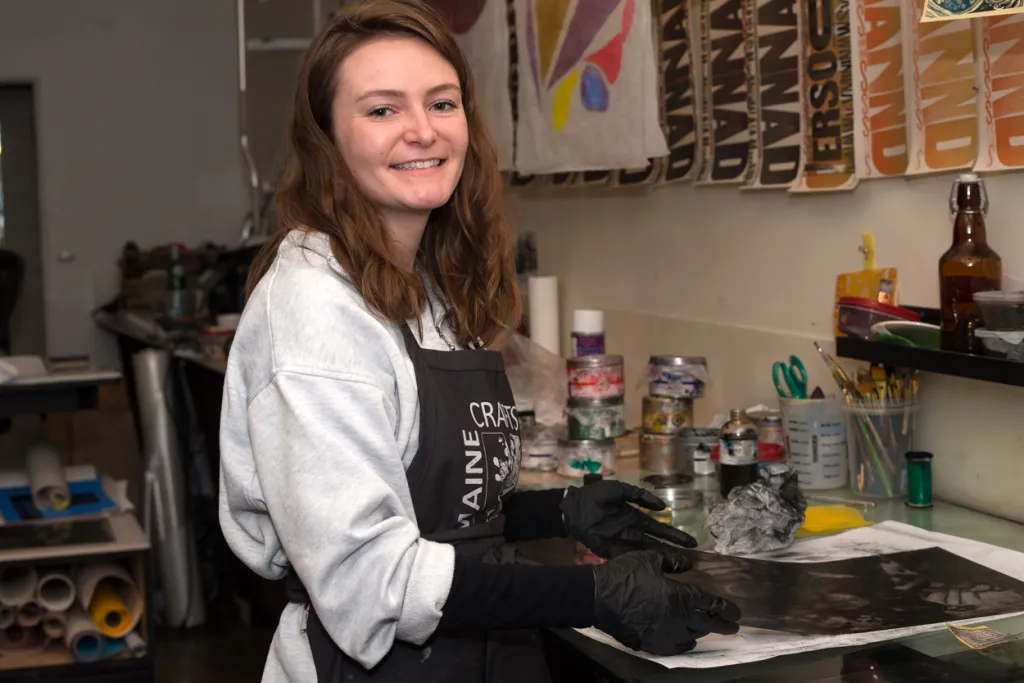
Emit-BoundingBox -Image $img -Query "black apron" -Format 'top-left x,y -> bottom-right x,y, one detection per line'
284,323 -> 552,682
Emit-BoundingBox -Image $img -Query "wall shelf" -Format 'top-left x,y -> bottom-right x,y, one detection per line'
835,336 -> 1024,388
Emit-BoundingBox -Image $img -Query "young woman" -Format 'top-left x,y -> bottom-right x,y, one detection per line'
218,1 -> 740,681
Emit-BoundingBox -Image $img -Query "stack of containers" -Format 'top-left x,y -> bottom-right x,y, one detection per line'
560,354 -> 625,478
639,356 -> 709,478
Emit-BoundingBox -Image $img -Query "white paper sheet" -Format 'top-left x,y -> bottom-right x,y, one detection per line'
430,0 -> 516,170
575,521 -> 1024,669
513,0 -> 669,173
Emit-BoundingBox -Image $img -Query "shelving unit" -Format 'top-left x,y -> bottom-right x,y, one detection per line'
835,336 -> 1024,388
0,515 -> 153,682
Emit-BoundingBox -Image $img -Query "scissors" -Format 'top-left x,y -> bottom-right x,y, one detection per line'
773,355 -> 809,399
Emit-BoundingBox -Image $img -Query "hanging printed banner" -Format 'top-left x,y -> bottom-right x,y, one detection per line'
745,0 -> 803,189
921,0 -> 1024,22
901,0 -> 978,175
576,169 -> 615,185
790,0 -> 858,192
850,0 -> 908,178
658,0 -> 702,183
973,14 -> 1024,172
425,0 -> 517,170
697,0 -> 756,184
614,159 -> 665,185
513,0 -> 669,174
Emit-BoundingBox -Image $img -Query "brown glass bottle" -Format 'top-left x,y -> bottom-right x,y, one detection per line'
939,174 -> 1001,353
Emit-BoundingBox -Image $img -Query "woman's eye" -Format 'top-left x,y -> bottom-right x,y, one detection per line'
432,100 -> 458,112
368,106 -> 393,118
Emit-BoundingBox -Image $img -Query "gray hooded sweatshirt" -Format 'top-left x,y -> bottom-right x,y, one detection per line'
218,230 -> 458,681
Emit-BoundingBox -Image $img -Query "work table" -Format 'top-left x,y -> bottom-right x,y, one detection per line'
518,452 -> 1024,683
94,310 -> 1024,682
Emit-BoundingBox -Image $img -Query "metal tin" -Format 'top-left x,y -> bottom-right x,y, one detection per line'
648,355 -> 707,398
557,438 -> 617,478
641,474 -> 703,510
641,395 -> 693,434
567,354 -> 625,399
679,428 -> 718,476
638,432 -> 694,477
522,439 -> 557,471
567,397 -> 626,440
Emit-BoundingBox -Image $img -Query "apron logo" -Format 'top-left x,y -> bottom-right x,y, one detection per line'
492,433 -> 521,496
458,402 -> 522,527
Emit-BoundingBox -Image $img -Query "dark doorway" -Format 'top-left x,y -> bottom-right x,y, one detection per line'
0,83 -> 46,355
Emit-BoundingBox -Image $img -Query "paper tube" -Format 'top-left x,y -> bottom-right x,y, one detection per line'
75,563 -> 141,638
89,583 -> 132,637
0,624 -> 47,654
0,565 -> 38,608
125,630 -> 147,658
15,601 -> 42,627
41,611 -> 66,639
36,568 -> 76,613
0,607 -> 13,629
65,605 -> 103,662
25,441 -> 71,511
527,275 -> 560,356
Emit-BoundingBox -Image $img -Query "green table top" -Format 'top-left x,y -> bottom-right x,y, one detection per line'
516,459 -> 1024,682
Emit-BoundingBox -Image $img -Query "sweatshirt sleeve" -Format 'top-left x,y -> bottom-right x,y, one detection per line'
236,369 -> 455,670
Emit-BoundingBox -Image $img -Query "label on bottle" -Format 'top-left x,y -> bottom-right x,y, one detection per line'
571,332 -> 605,356
719,438 -> 757,466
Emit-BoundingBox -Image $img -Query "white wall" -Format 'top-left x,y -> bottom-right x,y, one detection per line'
506,172 -> 1024,523
0,0 -> 247,360
2,1 -> 1020,522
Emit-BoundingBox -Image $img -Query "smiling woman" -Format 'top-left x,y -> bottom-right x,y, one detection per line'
245,0 -> 515,348
219,2 -> 739,683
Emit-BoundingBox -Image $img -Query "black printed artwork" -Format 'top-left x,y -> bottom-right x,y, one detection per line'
671,547 -> 1024,635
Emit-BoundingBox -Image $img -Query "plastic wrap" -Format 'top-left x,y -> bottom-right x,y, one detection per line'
500,332 -> 568,427
706,463 -> 808,555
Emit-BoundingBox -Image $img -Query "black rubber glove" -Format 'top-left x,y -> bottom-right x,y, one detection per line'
592,550 -> 741,656
559,480 -> 697,558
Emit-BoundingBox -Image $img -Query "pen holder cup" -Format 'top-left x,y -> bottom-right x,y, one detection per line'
842,402 -> 918,499
778,396 -> 848,490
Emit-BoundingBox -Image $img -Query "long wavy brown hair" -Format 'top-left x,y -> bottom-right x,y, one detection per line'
245,0 -> 520,348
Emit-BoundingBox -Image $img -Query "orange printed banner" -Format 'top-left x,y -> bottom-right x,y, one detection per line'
851,0 -> 908,178
902,0 -> 978,175
973,14 -> 1024,172
791,0 -> 858,192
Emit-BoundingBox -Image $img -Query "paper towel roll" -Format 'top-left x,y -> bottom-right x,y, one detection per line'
41,611 -> 66,639
25,442 -> 70,511
527,276 -> 560,356
0,566 -> 38,608
37,568 -> 76,613
65,605 -> 103,662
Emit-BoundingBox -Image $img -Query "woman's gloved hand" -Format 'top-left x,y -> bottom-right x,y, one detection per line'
559,480 -> 697,558
592,550 -> 741,656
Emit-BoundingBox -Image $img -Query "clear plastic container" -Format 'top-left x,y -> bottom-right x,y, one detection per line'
973,290 -> 1024,331
975,328 -> 1024,361
842,402 -> 917,499
778,397 -> 848,490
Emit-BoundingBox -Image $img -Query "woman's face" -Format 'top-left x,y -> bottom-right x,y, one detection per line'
333,36 -> 469,221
